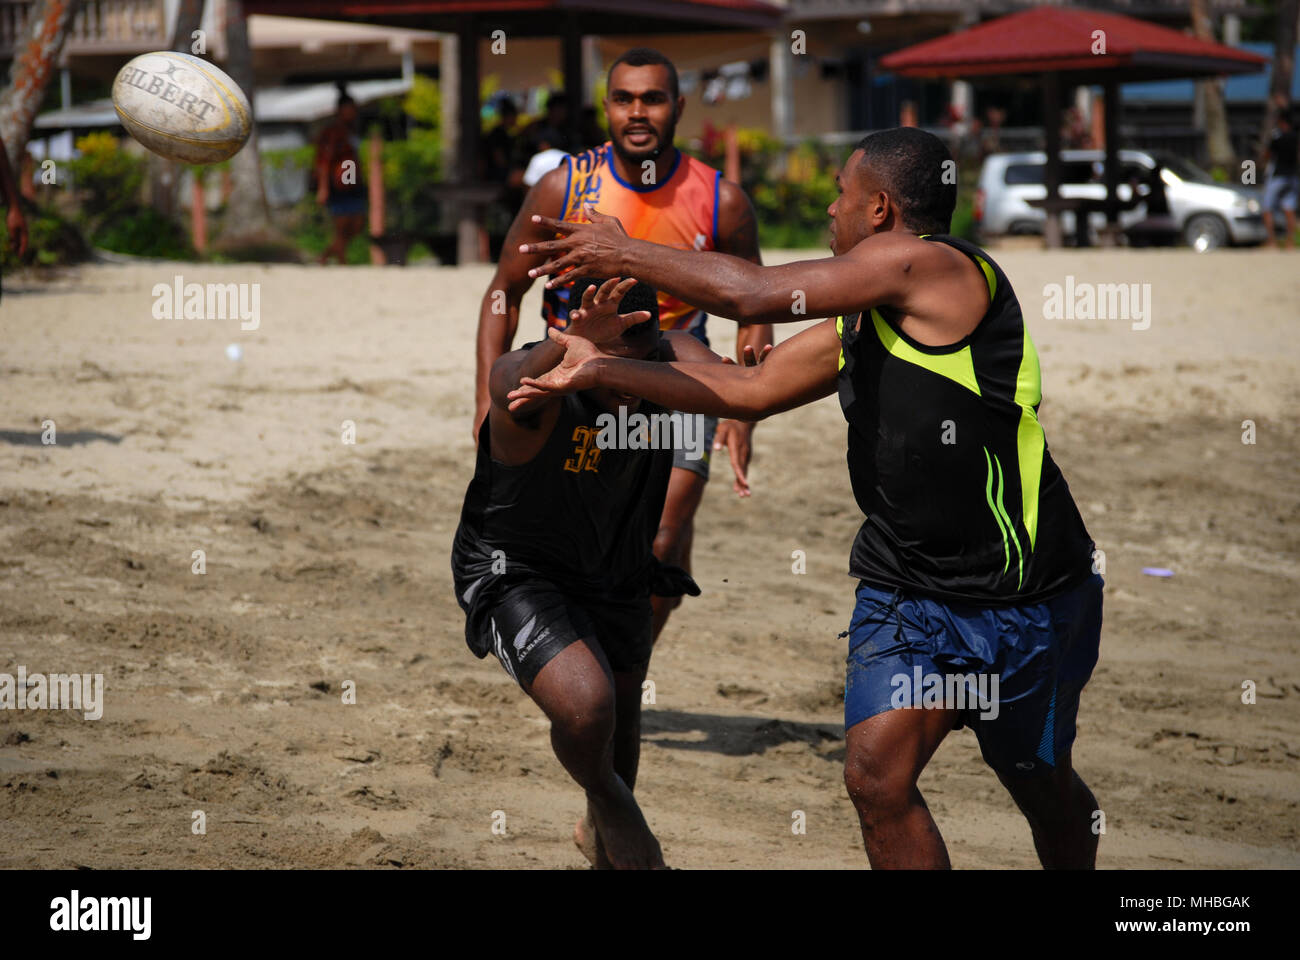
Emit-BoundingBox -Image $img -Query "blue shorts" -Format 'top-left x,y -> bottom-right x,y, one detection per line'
843,574 -> 1103,777
1263,174 -> 1299,213
327,193 -> 367,217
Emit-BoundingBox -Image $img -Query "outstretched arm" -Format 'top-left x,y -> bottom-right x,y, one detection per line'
509,317 -> 842,422
522,212 -> 931,324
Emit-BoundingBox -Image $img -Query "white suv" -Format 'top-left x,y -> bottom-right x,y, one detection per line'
975,149 -> 1266,250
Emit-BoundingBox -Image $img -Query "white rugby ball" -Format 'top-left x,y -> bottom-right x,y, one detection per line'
112,51 -> 252,164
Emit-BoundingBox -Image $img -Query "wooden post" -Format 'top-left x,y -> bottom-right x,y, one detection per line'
724,125 -> 740,184
192,169 -> 207,254
369,130 -> 384,264
440,31 -> 459,179
562,13 -> 583,150
455,16 -> 481,265
1090,91 -> 1104,153
1102,79 -> 1120,239
1042,72 -> 1063,250
769,33 -> 793,143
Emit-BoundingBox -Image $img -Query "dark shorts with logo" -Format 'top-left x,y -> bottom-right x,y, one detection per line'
843,573 -> 1103,777
468,577 -> 653,687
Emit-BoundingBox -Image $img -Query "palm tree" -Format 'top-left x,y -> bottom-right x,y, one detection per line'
219,0 -> 274,243
0,0 -> 79,161
146,0 -> 209,219
1190,0 -> 1236,170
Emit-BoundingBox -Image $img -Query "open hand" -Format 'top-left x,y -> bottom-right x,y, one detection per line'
565,276 -> 652,344
520,210 -> 632,288
507,327 -> 605,409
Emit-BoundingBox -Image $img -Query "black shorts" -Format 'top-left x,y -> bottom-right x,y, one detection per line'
469,578 -> 653,687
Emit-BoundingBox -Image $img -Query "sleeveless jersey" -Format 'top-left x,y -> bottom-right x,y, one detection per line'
452,391 -> 674,605
542,143 -> 720,343
836,234 -> 1095,605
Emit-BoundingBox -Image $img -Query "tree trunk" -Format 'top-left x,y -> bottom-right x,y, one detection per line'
173,0 -> 205,52
1190,0 -> 1236,169
1258,0 -> 1299,166
220,0 -> 272,239
0,0 -> 79,162
147,0 -> 207,220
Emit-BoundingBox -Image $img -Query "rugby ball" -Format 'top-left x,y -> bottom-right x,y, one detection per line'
112,51 -> 252,164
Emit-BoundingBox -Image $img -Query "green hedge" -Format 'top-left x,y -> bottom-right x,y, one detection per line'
66,132 -> 195,260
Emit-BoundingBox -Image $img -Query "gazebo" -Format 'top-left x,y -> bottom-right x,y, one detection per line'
880,6 -> 1268,248
245,0 -> 784,262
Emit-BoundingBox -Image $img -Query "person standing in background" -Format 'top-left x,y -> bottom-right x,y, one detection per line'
1262,100 -> 1299,249
484,97 -> 522,218
314,84 -> 367,264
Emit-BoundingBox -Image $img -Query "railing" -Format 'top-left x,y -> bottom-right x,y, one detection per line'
0,0 -> 166,58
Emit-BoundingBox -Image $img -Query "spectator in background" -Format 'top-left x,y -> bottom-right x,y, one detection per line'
1124,162 -> 1176,247
1062,106 -> 1091,149
523,91 -> 572,156
521,134 -> 568,189
484,97 -> 519,181
1262,102 -> 1298,249
484,96 -> 522,216
313,84 -> 367,265
579,106 -> 604,150
515,91 -> 579,190
979,106 -> 1005,162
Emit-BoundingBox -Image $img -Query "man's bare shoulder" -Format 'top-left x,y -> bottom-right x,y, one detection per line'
844,231 -> 981,282
843,230 -> 937,261
527,163 -> 571,210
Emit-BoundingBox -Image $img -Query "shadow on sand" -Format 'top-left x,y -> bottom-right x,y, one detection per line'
642,709 -> 845,763
0,429 -> 123,447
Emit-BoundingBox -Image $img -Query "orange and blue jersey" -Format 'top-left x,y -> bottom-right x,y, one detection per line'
542,142 -> 720,344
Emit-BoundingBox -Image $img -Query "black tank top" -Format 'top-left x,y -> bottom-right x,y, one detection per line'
836,234 -> 1094,605
452,392 -> 673,602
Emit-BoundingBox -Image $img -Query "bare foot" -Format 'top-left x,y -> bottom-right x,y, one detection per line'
588,785 -> 665,869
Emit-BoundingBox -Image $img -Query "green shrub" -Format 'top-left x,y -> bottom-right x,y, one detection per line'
383,128 -> 443,235
687,133 -> 840,249
285,196 -> 370,264
92,206 -> 194,259
66,132 -> 145,222
262,145 -> 314,173
949,193 -> 975,241
0,203 -> 89,268
65,132 -> 196,259
381,76 -> 444,237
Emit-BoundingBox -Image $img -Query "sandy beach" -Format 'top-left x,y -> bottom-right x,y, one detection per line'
1,248 -> 1297,868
